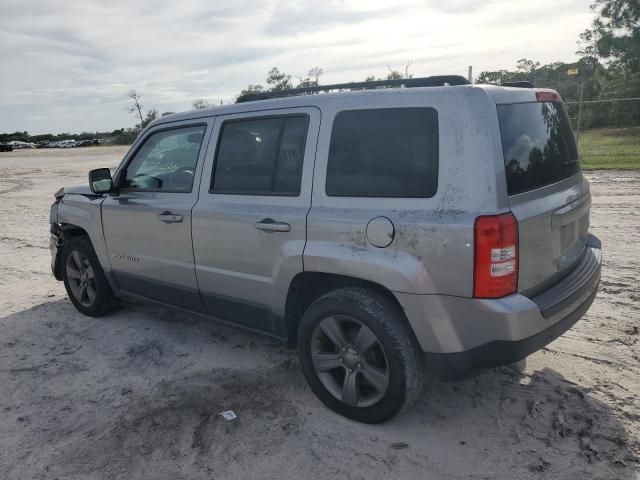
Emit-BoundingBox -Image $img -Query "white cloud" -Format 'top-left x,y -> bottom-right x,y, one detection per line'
0,0 -> 594,134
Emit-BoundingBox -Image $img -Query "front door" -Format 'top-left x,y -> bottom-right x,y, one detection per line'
192,108 -> 320,335
102,121 -> 211,311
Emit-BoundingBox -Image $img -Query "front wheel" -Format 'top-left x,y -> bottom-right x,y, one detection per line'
61,236 -> 115,317
297,287 -> 425,423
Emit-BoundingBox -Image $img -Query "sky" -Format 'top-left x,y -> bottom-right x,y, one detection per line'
0,0 -> 595,134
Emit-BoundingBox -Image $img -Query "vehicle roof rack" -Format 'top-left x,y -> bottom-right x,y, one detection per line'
502,81 -> 535,88
236,75 -> 471,103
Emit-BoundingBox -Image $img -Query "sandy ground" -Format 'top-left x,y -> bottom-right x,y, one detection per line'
0,146 -> 638,480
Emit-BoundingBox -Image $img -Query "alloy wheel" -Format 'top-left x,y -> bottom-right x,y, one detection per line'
311,315 -> 390,407
65,250 -> 97,308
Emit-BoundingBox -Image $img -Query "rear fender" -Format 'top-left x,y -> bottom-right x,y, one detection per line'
302,241 -> 434,294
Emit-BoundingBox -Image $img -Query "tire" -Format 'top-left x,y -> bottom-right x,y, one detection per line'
297,287 -> 425,423
61,236 -> 115,317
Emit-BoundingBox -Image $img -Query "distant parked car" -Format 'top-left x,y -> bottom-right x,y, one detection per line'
10,141 -> 36,149
76,140 -> 97,147
36,141 -> 51,149
0,143 -> 13,152
72,139 -> 102,147
58,140 -> 77,148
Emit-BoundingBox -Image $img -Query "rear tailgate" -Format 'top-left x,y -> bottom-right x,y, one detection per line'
497,92 -> 590,296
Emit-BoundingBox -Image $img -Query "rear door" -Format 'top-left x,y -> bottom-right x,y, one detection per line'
497,95 -> 590,295
191,108 -> 319,336
102,120 -> 212,310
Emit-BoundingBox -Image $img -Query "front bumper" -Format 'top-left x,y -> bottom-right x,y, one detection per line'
49,200 -> 63,280
50,232 -> 63,280
397,234 -> 601,377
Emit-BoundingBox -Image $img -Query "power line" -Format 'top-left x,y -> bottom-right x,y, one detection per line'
565,97 -> 640,104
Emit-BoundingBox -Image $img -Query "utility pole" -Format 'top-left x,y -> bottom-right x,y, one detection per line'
576,76 -> 585,148
468,66 -> 473,84
567,68 -> 583,147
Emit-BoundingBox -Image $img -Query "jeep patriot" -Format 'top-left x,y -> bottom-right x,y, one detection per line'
50,76 -> 602,423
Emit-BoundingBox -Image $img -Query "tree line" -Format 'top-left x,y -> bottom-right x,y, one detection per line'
2,0 -> 636,144
0,64 -> 413,145
478,0 -> 638,129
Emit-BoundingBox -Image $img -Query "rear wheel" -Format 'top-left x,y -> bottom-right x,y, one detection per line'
61,236 -> 115,316
298,287 -> 424,423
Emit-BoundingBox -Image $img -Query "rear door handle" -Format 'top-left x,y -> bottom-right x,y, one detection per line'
157,211 -> 183,223
253,218 -> 291,232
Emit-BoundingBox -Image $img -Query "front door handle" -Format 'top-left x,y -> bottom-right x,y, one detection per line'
253,218 -> 291,232
157,211 -> 183,223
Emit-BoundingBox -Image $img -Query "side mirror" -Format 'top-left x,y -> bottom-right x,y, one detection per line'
89,168 -> 113,194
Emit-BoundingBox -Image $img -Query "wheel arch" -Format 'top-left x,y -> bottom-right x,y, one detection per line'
55,211 -> 118,295
52,224 -> 92,280
57,196 -> 111,275
60,223 -> 90,238
284,272 -> 409,347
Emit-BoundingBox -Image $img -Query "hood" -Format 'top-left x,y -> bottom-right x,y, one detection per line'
56,184 -> 94,197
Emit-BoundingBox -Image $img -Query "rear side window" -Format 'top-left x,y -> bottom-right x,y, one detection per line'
498,102 -> 580,196
326,108 -> 438,197
212,115 -> 309,196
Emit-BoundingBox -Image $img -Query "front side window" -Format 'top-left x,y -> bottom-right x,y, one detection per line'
326,108 -> 439,198
212,115 -> 309,196
122,125 -> 206,192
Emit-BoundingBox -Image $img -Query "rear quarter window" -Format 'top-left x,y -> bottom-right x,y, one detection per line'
498,101 -> 580,196
326,108 -> 438,198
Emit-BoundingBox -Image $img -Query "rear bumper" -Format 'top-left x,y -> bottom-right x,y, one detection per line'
396,234 -> 601,377
425,285 -> 598,378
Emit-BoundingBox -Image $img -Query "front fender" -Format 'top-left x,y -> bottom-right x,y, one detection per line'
58,195 -> 109,271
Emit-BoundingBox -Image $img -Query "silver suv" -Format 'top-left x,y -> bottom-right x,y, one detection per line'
49,76 -> 601,423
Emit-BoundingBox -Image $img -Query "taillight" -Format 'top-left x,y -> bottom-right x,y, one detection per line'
474,213 -> 518,298
536,91 -> 562,103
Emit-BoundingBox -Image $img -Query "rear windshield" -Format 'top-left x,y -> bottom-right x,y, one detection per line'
498,102 -> 580,196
